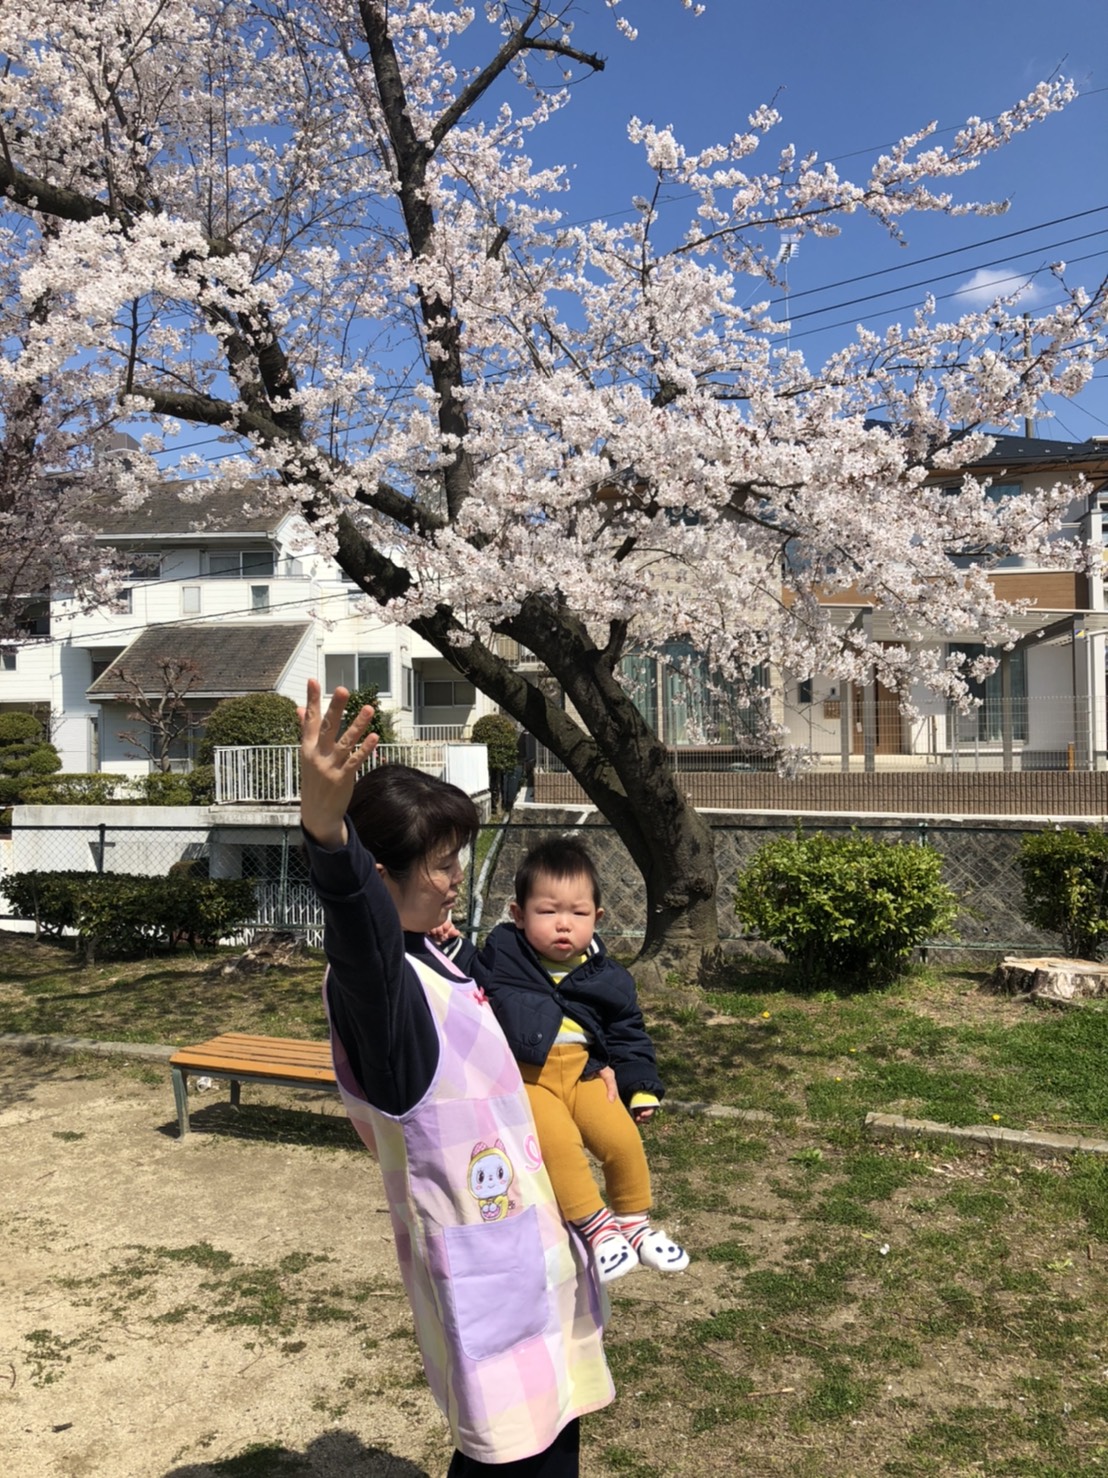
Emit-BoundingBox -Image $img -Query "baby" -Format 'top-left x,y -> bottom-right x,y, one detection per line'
477,836 -> 688,1284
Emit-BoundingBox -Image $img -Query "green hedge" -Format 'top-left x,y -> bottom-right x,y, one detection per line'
1017,828 -> 1108,960
734,830 -> 959,986
16,773 -> 130,806
3,871 -> 258,960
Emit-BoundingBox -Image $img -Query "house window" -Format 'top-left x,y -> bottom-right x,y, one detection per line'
118,588 -> 133,613
162,710 -> 210,768
942,481 -> 1021,503
324,653 -> 391,695
90,652 -> 123,681
207,550 -> 275,579
620,642 -> 769,747
182,586 -> 201,615
1,649 -> 15,671
401,664 -> 414,711
127,554 -> 161,580
18,598 -> 50,637
950,643 -> 1028,742
422,679 -> 476,707
250,585 -> 270,613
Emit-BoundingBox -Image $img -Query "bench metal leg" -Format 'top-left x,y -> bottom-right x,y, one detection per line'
171,1066 -> 190,1137
229,1078 -> 241,1109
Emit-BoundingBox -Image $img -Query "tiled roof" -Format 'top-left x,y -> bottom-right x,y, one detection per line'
88,480 -> 291,538
87,622 -> 311,698
972,433 -> 1108,469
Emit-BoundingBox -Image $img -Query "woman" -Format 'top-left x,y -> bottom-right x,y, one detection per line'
298,680 -> 613,1476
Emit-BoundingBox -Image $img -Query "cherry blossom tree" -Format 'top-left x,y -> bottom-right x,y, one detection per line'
0,1 -> 1104,978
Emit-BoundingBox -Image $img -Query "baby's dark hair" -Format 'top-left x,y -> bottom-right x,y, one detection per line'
514,835 -> 602,908
347,764 -> 479,882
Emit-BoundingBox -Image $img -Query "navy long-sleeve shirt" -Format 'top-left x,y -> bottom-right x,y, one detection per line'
304,825 -> 480,1116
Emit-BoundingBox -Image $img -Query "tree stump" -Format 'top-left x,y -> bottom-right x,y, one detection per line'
989,956 -> 1108,1004
211,930 -> 310,976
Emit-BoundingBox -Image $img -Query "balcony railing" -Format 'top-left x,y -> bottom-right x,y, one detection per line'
213,742 -> 463,804
412,724 -> 468,741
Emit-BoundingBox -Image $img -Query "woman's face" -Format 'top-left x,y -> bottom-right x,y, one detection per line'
378,839 -> 465,934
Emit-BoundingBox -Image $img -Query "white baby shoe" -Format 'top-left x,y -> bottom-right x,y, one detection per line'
593,1232 -> 639,1283
635,1229 -> 690,1272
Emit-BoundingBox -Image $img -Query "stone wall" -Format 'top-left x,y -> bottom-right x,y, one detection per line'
484,804 -> 1071,960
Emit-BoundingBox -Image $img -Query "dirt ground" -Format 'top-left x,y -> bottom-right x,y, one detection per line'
0,1048 -> 454,1478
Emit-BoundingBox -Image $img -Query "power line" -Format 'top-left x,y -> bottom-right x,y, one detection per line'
782,228 -> 1108,326
47,580 -> 371,647
784,251 -> 1107,342
779,205 -> 1108,306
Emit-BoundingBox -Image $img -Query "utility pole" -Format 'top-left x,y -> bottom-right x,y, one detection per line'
1023,313 -> 1036,440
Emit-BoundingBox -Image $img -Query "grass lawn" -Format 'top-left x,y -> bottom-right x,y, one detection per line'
4,931 -> 1108,1473
655,960 -> 1108,1140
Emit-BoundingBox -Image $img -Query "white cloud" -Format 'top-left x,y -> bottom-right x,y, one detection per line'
955,266 -> 1045,309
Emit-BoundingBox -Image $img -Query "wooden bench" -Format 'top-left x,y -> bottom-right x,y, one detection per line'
169,1032 -> 338,1137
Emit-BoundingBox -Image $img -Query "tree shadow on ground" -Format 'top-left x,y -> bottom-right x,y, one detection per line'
0,1043 -> 92,1113
162,1430 -> 430,1477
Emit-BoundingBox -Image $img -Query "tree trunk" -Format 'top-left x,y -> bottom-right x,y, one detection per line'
395,593 -> 722,991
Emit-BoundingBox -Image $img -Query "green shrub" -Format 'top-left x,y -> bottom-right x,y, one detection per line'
1017,828 -> 1108,959
734,830 -> 959,986
0,711 -> 43,745
1,740 -> 62,776
341,685 -> 397,744
471,712 -> 519,812
471,713 -> 519,773
4,871 -> 257,958
0,714 -> 62,806
16,773 -> 128,806
135,771 -> 194,806
185,764 -> 216,804
197,692 -> 300,763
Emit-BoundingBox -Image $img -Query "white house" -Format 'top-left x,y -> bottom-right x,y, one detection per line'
775,433 -> 1108,771
0,477 -> 498,775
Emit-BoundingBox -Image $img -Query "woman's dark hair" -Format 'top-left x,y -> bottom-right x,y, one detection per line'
347,764 -> 479,881
514,835 -> 602,908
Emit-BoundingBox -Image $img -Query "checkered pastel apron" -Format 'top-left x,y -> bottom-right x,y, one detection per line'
326,947 -> 613,1464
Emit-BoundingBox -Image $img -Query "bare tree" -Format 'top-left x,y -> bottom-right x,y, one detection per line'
115,658 -> 203,773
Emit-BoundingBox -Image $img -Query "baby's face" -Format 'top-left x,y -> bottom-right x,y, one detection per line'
511,869 -> 602,961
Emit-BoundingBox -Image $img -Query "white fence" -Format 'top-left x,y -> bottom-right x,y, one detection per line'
212,742 -> 489,805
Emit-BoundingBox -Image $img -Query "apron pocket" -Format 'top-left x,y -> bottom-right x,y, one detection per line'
440,1205 -> 550,1361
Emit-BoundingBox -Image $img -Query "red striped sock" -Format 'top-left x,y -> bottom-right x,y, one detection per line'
614,1212 -> 650,1250
573,1207 -> 621,1250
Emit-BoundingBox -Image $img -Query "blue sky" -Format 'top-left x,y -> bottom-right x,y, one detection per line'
530,0 -> 1108,441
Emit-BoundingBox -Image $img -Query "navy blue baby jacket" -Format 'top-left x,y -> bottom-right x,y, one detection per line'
477,921 -> 665,1107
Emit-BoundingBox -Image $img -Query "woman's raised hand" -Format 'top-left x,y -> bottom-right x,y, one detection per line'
298,679 -> 379,848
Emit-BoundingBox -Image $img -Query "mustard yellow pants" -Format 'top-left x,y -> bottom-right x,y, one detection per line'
520,1043 -> 652,1222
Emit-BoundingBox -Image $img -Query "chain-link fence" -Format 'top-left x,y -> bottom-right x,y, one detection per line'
1,812 -> 1081,959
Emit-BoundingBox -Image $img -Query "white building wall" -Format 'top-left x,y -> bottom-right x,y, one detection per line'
1026,642 -> 1084,751
0,641 -> 52,714
11,805 -> 210,873
4,510 -> 499,772
54,643 -> 99,771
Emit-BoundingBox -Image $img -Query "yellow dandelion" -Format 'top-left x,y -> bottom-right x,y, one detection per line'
761,1011 -> 771,1020
991,1114 -> 1001,1123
